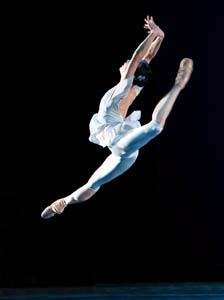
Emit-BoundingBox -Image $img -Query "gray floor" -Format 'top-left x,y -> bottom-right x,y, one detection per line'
1,283 -> 224,299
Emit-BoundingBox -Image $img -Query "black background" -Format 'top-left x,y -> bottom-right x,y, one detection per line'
1,0 -> 224,288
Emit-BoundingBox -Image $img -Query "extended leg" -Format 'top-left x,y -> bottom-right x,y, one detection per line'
41,151 -> 138,219
152,84 -> 182,128
64,151 -> 139,203
152,58 -> 193,128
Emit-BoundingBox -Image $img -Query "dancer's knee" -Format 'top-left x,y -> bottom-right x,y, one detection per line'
86,181 -> 101,193
151,118 -> 165,132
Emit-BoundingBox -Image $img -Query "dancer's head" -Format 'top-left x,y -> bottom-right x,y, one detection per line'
119,60 -> 152,87
133,60 -> 152,87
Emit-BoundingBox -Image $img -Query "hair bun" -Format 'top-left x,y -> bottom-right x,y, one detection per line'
134,60 -> 152,87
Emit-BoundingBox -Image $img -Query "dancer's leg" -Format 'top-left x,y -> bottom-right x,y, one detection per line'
64,151 -> 139,205
152,58 -> 193,128
41,151 -> 139,219
152,84 -> 182,128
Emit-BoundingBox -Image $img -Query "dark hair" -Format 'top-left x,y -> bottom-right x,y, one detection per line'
133,60 -> 152,87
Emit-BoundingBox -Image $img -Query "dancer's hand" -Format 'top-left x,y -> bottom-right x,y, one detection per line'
144,16 -> 164,38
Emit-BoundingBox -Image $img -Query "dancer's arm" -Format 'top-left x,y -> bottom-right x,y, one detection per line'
143,36 -> 164,64
123,16 -> 162,79
143,16 -> 164,63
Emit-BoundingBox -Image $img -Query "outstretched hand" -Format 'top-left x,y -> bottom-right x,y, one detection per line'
144,15 -> 164,38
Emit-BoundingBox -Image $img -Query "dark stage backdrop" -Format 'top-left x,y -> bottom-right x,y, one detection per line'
1,0 -> 223,288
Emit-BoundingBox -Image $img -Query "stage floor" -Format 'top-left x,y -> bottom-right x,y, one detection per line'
1,282 -> 224,299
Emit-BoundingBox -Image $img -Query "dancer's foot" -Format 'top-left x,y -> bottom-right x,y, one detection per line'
175,58 -> 193,89
41,198 -> 67,219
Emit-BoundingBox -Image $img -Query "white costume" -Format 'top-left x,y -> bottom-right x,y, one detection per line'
87,76 -> 163,192
89,77 -> 142,148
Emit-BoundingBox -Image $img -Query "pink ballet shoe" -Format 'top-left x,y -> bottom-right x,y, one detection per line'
175,58 -> 193,89
41,198 -> 67,219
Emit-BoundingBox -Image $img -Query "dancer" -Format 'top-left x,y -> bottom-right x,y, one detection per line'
41,16 -> 193,219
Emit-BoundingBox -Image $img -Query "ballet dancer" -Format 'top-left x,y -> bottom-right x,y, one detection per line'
41,16 -> 193,219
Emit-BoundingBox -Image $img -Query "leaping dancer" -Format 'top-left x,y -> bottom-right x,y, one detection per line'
41,16 -> 193,219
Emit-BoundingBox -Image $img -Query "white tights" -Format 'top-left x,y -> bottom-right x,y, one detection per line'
64,120 -> 163,204
87,120 -> 163,191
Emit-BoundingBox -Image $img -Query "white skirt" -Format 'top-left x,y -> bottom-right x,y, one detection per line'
89,77 -> 143,148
